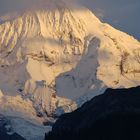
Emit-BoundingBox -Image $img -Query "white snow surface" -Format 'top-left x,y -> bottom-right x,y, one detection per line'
0,0 -> 140,139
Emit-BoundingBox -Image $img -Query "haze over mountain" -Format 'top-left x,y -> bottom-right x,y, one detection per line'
0,0 -> 140,139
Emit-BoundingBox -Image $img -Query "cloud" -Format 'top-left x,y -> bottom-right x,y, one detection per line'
93,8 -> 105,20
0,0 -> 139,40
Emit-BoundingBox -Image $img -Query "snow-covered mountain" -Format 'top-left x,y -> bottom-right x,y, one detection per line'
0,0 -> 140,139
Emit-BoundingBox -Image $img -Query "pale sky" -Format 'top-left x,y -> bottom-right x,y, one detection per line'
0,0 -> 139,40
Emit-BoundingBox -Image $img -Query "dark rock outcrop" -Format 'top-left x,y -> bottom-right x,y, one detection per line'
0,131 -> 25,140
45,86 -> 140,140
0,115 -> 25,140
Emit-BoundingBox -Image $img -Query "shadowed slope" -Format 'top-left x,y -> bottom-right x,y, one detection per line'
46,86 -> 140,140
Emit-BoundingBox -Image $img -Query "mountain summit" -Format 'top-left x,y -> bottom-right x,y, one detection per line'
0,1 -> 140,139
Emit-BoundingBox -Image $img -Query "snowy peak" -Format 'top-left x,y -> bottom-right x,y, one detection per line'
0,1 -> 101,67
0,2 -> 140,138
0,0 -> 140,99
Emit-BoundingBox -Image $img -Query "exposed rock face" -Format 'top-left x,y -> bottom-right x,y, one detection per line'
45,86 -> 140,140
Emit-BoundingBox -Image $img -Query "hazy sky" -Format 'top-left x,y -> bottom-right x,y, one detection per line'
0,0 -> 139,40
79,0 -> 140,40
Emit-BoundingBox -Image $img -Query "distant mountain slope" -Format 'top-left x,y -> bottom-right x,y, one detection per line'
45,86 -> 140,140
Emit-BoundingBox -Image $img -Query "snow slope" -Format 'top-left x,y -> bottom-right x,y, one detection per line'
0,0 -> 140,139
